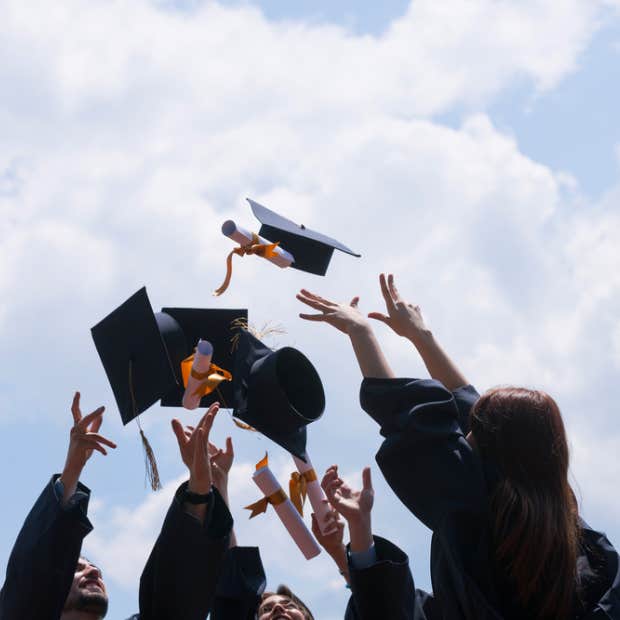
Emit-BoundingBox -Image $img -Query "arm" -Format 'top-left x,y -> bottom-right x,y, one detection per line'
208,436 -> 237,548
139,403 -> 232,620
208,438 -> 267,619
297,290 -> 394,379
368,274 -> 468,391
311,511 -> 350,585
322,466 -> 426,620
0,392 -> 115,620
361,378 -> 486,533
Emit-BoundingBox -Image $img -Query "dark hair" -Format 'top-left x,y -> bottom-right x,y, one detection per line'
470,387 -> 581,619
259,584 -> 314,620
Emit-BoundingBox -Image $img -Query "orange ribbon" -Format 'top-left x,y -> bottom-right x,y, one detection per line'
245,488 -> 288,518
289,469 -> 318,516
181,354 -> 232,398
245,453 -> 289,517
214,233 -> 280,297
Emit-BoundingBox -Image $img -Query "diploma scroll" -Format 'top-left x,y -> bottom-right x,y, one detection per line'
252,464 -> 321,560
221,220 -> 294,268
293,452 -> 337,535
182,340 -> 213,410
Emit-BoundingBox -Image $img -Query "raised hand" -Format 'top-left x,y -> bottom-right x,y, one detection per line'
171,402 -> 219,495
60,392 -> 116,505
63,392 -> 116,476
296,289 -> 369,335
368,273 -> 430,342
322,465 -> 374,524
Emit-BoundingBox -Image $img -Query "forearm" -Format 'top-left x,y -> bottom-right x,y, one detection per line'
58,466 -> 81,507
408,331 -> 467,390
212,479 -> 237,548
348,515 -> 373,554
349,324 -> 394,379
326,544 -> 350,585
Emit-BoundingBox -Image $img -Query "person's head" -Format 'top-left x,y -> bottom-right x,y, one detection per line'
257,584 -> 314,620
469,387 -> 580,619
62,556 -> 108,618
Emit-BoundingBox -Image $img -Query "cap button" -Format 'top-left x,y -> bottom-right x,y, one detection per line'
300,224 -> 306,230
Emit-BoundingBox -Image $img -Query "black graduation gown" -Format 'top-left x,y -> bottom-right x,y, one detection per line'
210,537 -> 436,619
344,535 -> 440,620
209,546 -> 266,619
0,475 -> 232,620
360,378 -> 620,620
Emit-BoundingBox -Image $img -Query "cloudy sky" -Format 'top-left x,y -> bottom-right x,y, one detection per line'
1,0 -> 620,617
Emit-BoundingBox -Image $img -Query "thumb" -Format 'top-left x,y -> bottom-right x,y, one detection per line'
367,312 -> 389,323
225,436 -> 234,456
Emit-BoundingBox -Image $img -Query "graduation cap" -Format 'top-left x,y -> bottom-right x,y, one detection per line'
247,198 -> 360,276
91,287 -> 247,488
230,329 -> 325,460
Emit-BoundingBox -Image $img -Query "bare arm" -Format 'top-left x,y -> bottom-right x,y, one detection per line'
297,290 -> 394,379
369,274 -> 468,390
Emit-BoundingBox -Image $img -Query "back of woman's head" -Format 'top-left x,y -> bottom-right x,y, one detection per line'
470,387 -> 580,619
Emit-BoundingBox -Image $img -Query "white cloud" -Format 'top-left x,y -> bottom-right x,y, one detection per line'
2,1 -> 620,616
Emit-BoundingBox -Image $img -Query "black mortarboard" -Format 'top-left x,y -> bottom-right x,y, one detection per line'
91,287 -> 247,424
231,329 -> 325,459
247,198 -> 360,276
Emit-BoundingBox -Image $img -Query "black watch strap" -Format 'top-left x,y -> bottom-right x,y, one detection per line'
183,489 -> 212,505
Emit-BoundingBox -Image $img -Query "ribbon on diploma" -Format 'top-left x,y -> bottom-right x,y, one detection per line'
289,469 -> 318,516
181,354 -> 232,398
214,233 -> 280,296
245,488 -> 288,518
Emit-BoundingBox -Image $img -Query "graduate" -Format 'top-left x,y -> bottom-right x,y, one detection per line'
297,274 -> 620,620
314,464 -> 438,620
207,439 -> 432,619
0,394 -> 233,620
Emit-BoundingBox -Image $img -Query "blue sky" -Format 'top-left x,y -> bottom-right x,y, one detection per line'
1,1 -> 620,618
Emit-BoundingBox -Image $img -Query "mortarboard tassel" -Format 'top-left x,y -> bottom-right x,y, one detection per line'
138,422 -> 162,491
129,359 -> 162,491
214,233 -> 280,297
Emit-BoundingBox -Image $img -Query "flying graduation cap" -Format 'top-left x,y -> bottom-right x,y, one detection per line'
247,198 -> 361,276
230,329 -> 325,460
91,287 -> 247,488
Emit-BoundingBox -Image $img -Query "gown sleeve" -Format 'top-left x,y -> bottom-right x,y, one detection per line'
209,546 -> 266,619
138,483 -> 232,620
344,535 -> 440,620
0,475 -> 93,620
360,378 -> 486,533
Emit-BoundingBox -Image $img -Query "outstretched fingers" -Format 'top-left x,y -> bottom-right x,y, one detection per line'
296,293 -> 331,313
71,392 -> 82,424
387,274 -> 402,304
171,418 -> 188,449
379,273 -> 396,313
299,289 -> 337,307
362,466 -> 373,492
77,406 -> 105,431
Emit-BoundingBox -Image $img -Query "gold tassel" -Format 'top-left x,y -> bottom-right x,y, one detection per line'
139,426 -> 162,491
129,358 -> 162,491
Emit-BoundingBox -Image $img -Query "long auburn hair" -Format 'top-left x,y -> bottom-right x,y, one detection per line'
469,387 -> 581,619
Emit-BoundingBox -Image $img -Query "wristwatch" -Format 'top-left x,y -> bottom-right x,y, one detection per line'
183,488 -> 212,504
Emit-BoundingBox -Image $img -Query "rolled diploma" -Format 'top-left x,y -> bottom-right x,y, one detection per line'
253,465 -> 321,560
294,452 -> 336,535
221,220 -> 294,268
182,340 -> 213,410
